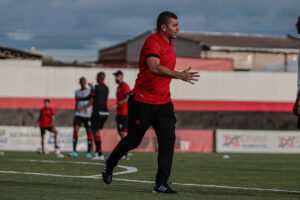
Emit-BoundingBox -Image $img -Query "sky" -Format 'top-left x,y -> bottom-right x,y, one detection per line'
0,0 -> 299,61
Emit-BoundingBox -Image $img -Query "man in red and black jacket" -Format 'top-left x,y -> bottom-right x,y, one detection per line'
102,11 -> 199,194
110,70 -> 131,160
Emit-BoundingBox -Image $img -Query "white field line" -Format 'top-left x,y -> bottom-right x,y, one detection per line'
1,159 -> 300,195
114,178 -> 300,194
0,170 -> 100,179
7,159 -> 138,176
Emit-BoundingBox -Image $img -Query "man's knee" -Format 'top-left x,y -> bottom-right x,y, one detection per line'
128,140 -> 141,149
125,135 -> 143,149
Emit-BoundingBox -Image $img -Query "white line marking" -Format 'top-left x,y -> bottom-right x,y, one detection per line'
1,159 -> 300,195
0,170 -> 100,179
8,159 -> 138,176
113,178 -> 300,194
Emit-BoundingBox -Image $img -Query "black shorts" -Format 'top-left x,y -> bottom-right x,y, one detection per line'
107,95 -> 176,184
40,127 -> 53,136
73,116 -> 91,128
116,115 -> 128,133
91,114 -> 108,131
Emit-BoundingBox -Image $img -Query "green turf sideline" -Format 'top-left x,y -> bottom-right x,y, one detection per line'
1,170 -> 300,195
1,158 -> 300,195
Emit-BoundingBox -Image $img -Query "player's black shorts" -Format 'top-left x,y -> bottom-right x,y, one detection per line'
73,116 -> 91,128
40,126 -> 53,136
116,115 -> 128,133
91,113 -> 108,131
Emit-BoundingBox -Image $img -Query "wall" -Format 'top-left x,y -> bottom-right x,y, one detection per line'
207,51 -> 298,71
0,59 -> 298,130
0,60 -> 297,101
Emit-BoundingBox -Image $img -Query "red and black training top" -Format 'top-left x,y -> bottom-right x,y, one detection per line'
116,81 -> 131,116
39,107 -> 55,128
132,33 -> 176,105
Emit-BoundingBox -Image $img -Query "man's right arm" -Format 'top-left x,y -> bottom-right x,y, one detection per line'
75,92 -> 78,111
77,93 -> 92,101
77,99 -> 93,112
147,57 -> 199,84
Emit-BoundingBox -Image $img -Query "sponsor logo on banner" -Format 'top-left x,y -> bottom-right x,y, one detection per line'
217,129 -> 300,153
222,134 -> 267,148
277,135 -> 300,149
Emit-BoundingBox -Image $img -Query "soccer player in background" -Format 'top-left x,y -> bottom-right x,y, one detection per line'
102,11 -> 199,194
77,72 -> 109,160
293,17 -> 300,123
69,77 -> 93,158
36,99 -> 59,154
109,70 -> 131,160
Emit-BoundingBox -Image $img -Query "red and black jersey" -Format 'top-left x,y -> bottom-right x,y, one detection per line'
39,107 -> 55,128
132,33 -> 176,104
90,82 -> 109,113
116,82 -> 131,115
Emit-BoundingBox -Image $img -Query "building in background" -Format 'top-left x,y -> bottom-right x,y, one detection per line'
0,45 -> 42,60
98,30 -> 300,71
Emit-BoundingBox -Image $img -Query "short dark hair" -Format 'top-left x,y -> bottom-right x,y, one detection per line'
97,72 -> 105,77
79,77 -> 86,83
157,11 -> 178,30
113,70 -> 123,76
44,99 -> 50,103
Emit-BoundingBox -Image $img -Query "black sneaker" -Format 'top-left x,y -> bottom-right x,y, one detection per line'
102,158 -> 113,184
153,184 -> 177,194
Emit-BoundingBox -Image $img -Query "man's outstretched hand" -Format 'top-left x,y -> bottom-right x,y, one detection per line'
178,66 -> 200,84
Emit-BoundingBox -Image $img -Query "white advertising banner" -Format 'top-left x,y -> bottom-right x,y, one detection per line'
0,126 -> 214,153
0,126 -> 88,152
216,129 -> 300,153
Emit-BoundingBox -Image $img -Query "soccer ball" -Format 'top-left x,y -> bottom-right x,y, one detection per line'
36,148 -> 49,155
57,154 -> 65,158
36,148 -> 42,154
54,148 -> 61,155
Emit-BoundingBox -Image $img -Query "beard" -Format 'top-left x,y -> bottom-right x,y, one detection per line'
115,80 -> 120,84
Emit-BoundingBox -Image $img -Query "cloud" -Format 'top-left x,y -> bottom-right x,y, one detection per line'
85,38 -> 122,50
0,0 -> 299,61
6,31 -> 34,41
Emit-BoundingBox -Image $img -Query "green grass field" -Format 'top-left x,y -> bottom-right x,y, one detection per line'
0,151 -> 299,200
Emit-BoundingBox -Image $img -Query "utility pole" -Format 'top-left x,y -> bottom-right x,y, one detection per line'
203,14 -> 216,32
